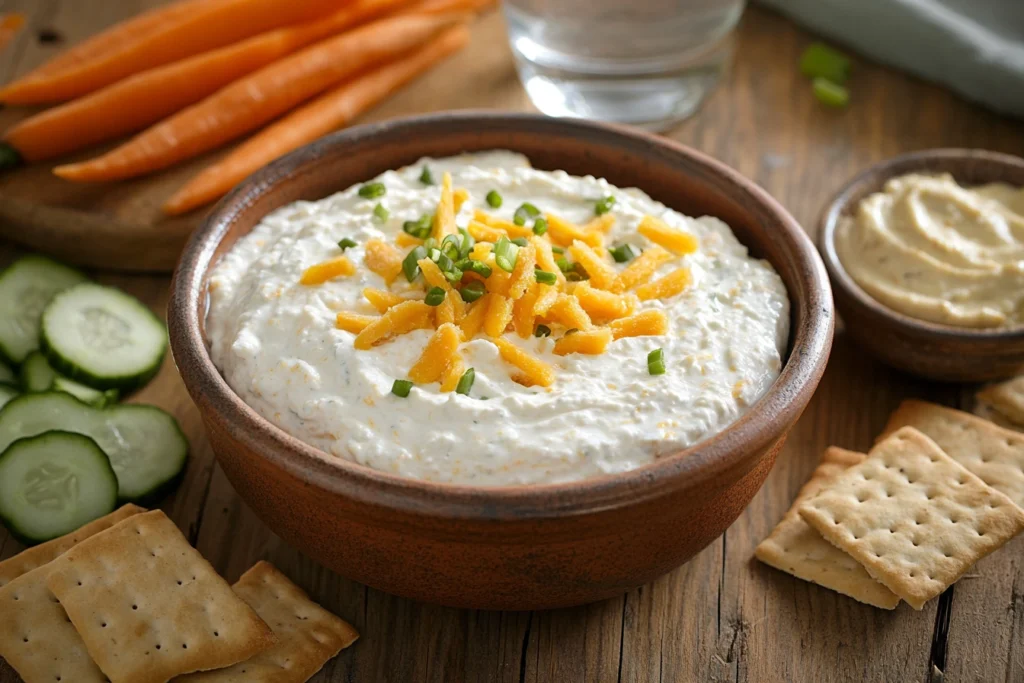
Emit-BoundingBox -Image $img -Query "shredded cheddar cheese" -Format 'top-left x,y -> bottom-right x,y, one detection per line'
300,256 -> 354,285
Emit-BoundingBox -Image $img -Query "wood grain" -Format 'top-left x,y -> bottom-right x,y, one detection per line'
3,2 -> 1024,682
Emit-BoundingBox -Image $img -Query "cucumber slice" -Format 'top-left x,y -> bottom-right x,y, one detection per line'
0,383 -> 18,411
41,282 -> 167,391
0,256 -> 89,364
0,392 -> 188,504
20,350 -> 56,392
52,377 -> 119,408
0,431 -> 118,545
0,360 -> 14,385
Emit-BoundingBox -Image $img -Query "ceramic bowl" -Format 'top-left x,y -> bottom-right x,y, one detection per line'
168,112 -> 833,610
819,149 -> 1024,383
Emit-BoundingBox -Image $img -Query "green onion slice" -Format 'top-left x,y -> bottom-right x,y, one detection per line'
610,243 -> 639,263
337,237 -> 357,251
494,236 -> 519,272
419,165 -> 434,185
486,190 -> 503,208
647,348 -> 666,376
455,368 -> 475,395
457,227 -> 475,258
534,324 -> 551,338
812,77 -> 849,108
594,195 -> 616,215
441,234 -> 462,260
551,245 -> 565,254
373,203 -> 390,222
391,379 -> 413,397
425,286 -> 446,306
403,215 -> 431,239
534,269 -> 557,285
513,202 -> 541,226
358,182 -> 386,199
460,281 -> 486,302
533,217 -> 548,236
456,258 -> 492,278
800,42 -> 850,84
402,246 -> 427,282
510,237 -> 528,247
555,257 -> 572,273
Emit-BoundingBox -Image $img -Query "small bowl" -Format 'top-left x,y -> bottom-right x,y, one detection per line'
819,149 -> 1024,383
169,112 -> 833,609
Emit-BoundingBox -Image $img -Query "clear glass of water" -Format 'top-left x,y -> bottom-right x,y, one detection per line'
503,0 -> 745,130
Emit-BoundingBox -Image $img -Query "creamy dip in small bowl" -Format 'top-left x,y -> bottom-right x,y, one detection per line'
169,112 -> 832,608
820,148 -> 1024,382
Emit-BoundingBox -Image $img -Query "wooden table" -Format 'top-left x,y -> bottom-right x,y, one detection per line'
3,3 -> 1024,682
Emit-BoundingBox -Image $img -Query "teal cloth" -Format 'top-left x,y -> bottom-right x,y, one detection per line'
758,0 -> 1024,119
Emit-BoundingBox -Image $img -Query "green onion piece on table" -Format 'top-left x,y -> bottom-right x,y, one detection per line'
812,77 -> 849,108
391,379 -> 413,397
486,190 -> 503,208
647,348 -> 666,375
358,182 -> 386,199
800,42 -> 850,84
455,368 -> 475,396
337,237 -> 357,251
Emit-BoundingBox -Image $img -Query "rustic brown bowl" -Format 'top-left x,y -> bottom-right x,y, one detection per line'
168,112 -> 833,610
819,149 -> 1024,383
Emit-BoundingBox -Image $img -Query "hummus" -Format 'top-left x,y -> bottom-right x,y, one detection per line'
836,173 -> 1024,328
206,151 -> 789,485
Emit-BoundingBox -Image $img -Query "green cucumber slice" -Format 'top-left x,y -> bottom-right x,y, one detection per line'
41,282 -> 167,391
52,377 -> 120,408
0,383 -> 18,411
0,256 -> 89,364
0,360 -> 14,385
20,350 -> 56,392
0,431 -> 118,545
0,393 -> 188,504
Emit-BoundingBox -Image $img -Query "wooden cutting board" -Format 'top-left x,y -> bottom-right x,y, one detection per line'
0,5 -> 520,273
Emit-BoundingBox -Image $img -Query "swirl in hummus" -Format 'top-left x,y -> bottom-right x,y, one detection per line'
836,173 -> 1024,328
206,151 -> 789,485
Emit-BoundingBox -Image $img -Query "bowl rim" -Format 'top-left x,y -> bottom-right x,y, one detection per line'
169,111 -> 834,521
819,147 -> 1024,342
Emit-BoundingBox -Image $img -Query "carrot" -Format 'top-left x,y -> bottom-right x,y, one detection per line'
3,0 -> 412,163
164,26 -> 469,215
54,12 -> 465,184
0,14 -> 25,54
0,0 -> 343,105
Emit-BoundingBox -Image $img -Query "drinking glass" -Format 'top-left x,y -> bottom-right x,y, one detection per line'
503,0 -> 744,130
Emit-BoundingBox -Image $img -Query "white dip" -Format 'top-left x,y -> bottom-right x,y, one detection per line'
206,151 -> 790,485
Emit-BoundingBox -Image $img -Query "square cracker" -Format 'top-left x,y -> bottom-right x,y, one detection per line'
178,561 -> 359,682
0,503 -> 145,587
0,564 -> 107,683
755,447 -> 901,609
977,376 -> 1024,428
881,399 -> 1024,508
45,510 -> 276,683
799,427 -> 1024,610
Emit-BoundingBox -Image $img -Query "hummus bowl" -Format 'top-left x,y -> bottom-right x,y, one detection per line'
169,112 -> 833,609
820,149 -> 1024,383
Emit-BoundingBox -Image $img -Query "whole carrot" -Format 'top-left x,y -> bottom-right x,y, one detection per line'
2,0 -> 411,163
0,0 -> 343,104
164,26 -> 469,215
54,12 -> 465,183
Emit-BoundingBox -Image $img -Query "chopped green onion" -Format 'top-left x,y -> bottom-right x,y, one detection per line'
373,203 -> 390,222
610,243 -> 639,263
555,257 -> 571,272
486,190 -> 503,208
532,217 -> 548,236
402,246 -> 427,282
812,77 -> 849,108
534,269 -> 557,285
457,227 -> 475,258
800,42 -> 850,84
510,237 -> 529,247
403,215 -> 432,239
428,247 -> 442,262
391,379 -> 413,397
594,195 -> 616,215
460,281 -> 486,302
534,324 -> 551,338
455,368 -> 475,395
419,165 -> 434,185
513,202 -> 541,226
424,286 -> 446,306
337,237 -> 357,251
456,258 -> 492,278
441,234 -> 462,260
551,245 -> 565,254
358,182 -> 386,199
494,236 -> 519,272
647,348 -> 666,376
423,236 -> 438,251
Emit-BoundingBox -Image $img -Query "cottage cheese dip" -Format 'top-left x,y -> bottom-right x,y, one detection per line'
206,151 -> 790,485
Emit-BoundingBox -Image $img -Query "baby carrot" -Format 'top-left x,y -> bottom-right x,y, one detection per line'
0,0 -> 343,104
163,26 -> 470,215
2,0 -> 411,162
54,12 -> 465,183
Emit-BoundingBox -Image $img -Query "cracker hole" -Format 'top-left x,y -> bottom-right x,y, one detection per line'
214,631 -> 220,637
177,580 -> 182,586
182,644 -> 188,649
155,644 -> 161,650
132,605 -> 138,610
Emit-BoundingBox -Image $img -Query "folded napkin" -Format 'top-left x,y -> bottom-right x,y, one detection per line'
758,0 -> 1024,120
